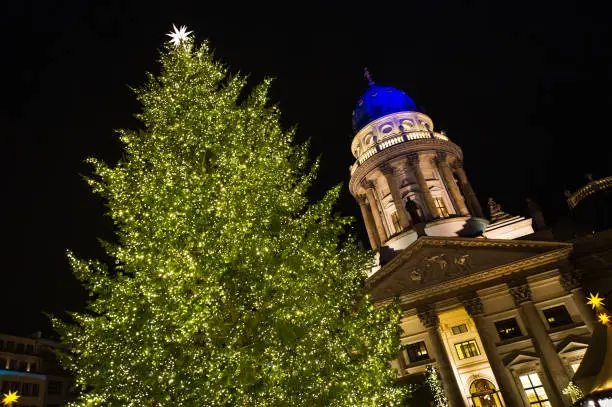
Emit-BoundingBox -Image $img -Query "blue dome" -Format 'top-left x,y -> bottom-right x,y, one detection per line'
352,84 -> 418,132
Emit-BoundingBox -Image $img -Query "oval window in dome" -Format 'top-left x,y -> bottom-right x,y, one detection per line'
380,124 -> 393,134
401,120 -> 413,131
363,133 -> 374,146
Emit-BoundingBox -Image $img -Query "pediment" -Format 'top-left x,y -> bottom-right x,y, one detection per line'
557,335 -> 590,354
367,236 -> 572,303
504,351 -> 540,368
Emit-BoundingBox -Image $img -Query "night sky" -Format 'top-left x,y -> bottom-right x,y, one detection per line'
3,1 -> 612,336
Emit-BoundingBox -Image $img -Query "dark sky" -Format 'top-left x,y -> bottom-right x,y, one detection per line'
3,1 -> 612,336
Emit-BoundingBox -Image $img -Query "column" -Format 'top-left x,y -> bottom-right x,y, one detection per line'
417,307 -> 465,407
380,163 -> 411,230
462,295 -> 526,407
356,194 -> 381,250
509,280 -> 571,406
453,160 -> 484,218
406,154 -> 439,220
559,267 -> 595,333
435,153 -> 470,216
363,181 -> 388,244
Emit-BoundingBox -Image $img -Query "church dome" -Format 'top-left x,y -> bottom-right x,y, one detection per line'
352,83 -> 418,132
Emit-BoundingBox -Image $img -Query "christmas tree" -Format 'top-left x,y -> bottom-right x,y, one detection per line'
54,26 -> 405,406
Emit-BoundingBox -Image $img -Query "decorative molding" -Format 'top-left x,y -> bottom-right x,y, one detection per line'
361,179 -> 375,190
560,268 -> 582,293
417,307 -> 439,328
355,194 -> 368,206
349,138 -> 463,195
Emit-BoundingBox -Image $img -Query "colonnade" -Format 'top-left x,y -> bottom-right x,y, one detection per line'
407,269 -> 594,407
356,153 -> 480,249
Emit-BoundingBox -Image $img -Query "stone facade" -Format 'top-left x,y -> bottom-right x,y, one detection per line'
347,80 -> 607,406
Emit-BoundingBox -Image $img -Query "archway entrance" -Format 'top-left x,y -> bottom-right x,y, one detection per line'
469,379 -> 503,407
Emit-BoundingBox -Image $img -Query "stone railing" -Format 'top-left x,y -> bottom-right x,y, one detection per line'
349,131 -> 450,176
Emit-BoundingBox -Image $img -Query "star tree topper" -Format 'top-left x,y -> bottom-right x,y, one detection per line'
1,390 -> 20,407
166,24 -> 193,47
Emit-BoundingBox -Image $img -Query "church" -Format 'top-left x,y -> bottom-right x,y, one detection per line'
347,71 -> 612,407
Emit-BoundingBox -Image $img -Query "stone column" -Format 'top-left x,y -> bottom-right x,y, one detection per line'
406,154 -> 439,220
356,194 -> 381,250
380,163 -> 411,230
417,307 -> 465,407
435,153 -> 470,216
509,281 -> 571,406
462,295 -> 526,407
453,160 -> 484,218
560,267 -> 595,333
363,181 -> 388,244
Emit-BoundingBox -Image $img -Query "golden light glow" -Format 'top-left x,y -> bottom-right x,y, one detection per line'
587,292 -> 605,309
598,312 -> 611,325
1,390 -> 20,406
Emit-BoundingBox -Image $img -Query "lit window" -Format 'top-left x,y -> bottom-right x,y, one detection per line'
451,324 -> 468,335
405,341 -> 429,363
543,305 -> 573,328
433,196 -> 449,217
520,373 -> 551,406
455,340 -> 480,360
495,318 -> 523,340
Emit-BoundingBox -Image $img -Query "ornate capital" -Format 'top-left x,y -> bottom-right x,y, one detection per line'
379,162 -> 395,176
461,294 -> 484,317
361,179 -> 375,190
417,307 -> 439,329
406,153 -> 420,167
560,268 -> 582,293
433,151 -> 448,166
509,280 -> 532,306
355,194 -> 368,206
451,159 -> 464,171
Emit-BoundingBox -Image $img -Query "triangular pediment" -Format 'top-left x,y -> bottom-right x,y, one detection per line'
557,335 -> 590,354
367,236 -> 572,303
504,351 -> 540,367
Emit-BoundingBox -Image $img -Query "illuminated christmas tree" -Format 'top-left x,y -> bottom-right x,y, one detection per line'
54,26 -> 404,406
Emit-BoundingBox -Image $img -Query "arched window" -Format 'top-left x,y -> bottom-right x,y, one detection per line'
469,379 -> 502,407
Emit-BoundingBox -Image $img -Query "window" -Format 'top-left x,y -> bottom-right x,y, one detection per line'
455,340 -> 480,360
543,305 -> 572,328
433,196 -> 449,217
8,359 -> 16,370
25,344 -> 34,354
0,358 -> 6,369
18,360 -> 28,371
405,341 -> 430,363
495,318 -> 523,340
451,324 -> 468,335
0,339 -> 3,350
22,382 -> 40,397
520,373 -> 551,406
29,362 -> 37,372
16,343 -> 25,353
6,341 -> 14,351
47,380 -> 62,395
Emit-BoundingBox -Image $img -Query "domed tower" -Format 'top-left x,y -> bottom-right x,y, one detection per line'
349,71 -> 487,251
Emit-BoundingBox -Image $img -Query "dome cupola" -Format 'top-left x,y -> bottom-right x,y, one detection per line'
352,69 -> 418,132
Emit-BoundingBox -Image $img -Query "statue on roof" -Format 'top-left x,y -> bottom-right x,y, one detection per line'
488,197 -> 511,223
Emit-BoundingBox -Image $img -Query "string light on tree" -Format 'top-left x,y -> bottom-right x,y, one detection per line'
52,25 -> 406,406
